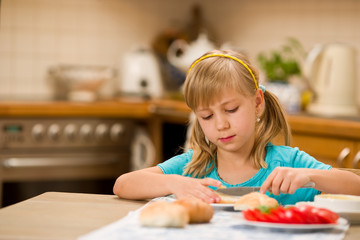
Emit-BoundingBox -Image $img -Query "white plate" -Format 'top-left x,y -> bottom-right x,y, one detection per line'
236,215 -> 348,230
337,211 -> 360,224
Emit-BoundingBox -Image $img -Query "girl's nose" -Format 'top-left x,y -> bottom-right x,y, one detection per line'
215,115 -> 230,130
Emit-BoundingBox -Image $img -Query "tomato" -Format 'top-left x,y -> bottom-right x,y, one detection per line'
243,209 -> 257,221
257,206 -> 281,223
270,207 -> 289,223
285,207 -> 307,224
296,205 -> 322,224
264,212 -> 281,223
252,209 -> 269,222
242,205 -> 339,225
311,207 -> 339,224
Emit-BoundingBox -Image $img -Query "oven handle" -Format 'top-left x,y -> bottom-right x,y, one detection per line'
2,157 -> 120,168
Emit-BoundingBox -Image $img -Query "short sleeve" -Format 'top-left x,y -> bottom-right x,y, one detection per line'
292,148 -> 332,170
157,150 -> 194,175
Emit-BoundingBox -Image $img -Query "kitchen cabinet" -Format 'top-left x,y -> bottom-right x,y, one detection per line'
352,142 -> 360,169
272,115 -> 360,169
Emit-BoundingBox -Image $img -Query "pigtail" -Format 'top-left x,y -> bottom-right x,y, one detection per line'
252,90 -> 291,168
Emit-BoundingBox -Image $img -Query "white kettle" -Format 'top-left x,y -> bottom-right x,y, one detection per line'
304,43 -> 358,116
120,48 -> 164,98
167,33 -> 216,73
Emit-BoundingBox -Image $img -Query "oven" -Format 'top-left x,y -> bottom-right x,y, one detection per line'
0,117 -> 134,207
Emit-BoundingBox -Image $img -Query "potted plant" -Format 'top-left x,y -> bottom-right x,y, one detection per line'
257,37 -> 303,82
256,38 -> 306,113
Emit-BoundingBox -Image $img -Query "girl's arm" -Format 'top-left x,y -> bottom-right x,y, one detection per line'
113,166 -> 222,203
260,167 -> 360,195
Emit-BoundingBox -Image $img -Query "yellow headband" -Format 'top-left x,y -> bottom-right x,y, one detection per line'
187,53 -> 259,89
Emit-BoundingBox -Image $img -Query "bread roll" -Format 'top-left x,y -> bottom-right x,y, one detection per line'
234,192 -> 278,211
139,201 -> 189,228
174,197 -> 214,223
216,192 -> 240,204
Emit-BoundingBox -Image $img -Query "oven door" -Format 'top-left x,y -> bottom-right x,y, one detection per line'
0,151 -> 130,207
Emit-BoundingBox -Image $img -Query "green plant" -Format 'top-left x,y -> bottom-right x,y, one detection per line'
257,38 -> 304,82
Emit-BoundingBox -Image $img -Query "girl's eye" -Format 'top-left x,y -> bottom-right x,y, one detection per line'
226,107 -> 238,113
202,114 -> 213,120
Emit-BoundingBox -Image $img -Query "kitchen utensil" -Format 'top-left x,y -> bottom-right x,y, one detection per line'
216,182 -> 315,196
304,43 -> 358,116
167,33 -> 215,73
120,48 -> 164,99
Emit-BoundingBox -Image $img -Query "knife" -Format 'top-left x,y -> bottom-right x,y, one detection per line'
215,181 -> 315,196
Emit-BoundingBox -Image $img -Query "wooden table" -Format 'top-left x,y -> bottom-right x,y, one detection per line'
0,192 -> 146,240
0,192 -> 359,240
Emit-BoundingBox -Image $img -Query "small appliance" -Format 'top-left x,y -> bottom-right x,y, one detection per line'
120,48 -> 164,99
304,43 -> 358,116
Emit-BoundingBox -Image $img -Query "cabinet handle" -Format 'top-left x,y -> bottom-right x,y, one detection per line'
336,147 -> 350,167
353,151 -> 360,169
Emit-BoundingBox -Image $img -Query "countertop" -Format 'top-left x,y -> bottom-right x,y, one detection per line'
0,98 -> 191,121
0,192 -> 358,240
1,98 -> 360,136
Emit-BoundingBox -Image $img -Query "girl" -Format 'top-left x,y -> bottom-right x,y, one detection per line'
113,49 -> 360,205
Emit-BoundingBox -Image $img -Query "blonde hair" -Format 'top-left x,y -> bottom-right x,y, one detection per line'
183,49 -> 291,177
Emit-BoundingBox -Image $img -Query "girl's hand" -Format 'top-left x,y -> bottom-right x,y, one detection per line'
260,167 -> 312,195
171,176 -> 222,203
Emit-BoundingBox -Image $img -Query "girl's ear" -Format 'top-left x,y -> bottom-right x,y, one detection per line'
255,88 -> 264,113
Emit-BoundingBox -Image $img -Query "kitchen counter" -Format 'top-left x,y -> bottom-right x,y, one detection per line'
2,98 -> 360,134
0,192 -> 358,240
1,98 -> 360,135
0,97 -> 191,121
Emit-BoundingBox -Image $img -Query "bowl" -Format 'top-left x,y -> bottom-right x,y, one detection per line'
314,194 -> 360,212
47,65 -> 116,101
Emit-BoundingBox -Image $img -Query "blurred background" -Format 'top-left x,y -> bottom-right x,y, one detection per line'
0,0 -> 359,105
1,0 -> 360,207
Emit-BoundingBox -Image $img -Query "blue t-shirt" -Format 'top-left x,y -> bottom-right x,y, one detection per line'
157,143 -> 332,205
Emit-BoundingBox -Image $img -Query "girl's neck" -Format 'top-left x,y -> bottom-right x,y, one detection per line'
216,150 -> 259,185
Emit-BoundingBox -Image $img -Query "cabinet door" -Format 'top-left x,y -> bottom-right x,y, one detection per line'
291,134 -> 355,168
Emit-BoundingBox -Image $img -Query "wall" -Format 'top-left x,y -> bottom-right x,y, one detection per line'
0,0 -> 359,99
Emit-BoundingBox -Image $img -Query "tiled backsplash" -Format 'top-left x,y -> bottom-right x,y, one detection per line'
0,0 -> 359,100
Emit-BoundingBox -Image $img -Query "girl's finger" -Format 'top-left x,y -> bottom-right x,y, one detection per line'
193,188 -> 217,203
260,172 -> 275,194
201,178 -> 222,188
260,180 -> 271,194
279,177 -> 291,194
270,175 -> 283,195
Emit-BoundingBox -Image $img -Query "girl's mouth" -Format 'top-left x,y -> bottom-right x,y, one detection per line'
220,135 -> 235,143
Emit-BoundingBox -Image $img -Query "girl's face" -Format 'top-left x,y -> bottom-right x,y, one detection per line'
195,88 -> 263,154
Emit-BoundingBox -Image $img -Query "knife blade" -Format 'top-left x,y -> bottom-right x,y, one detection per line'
216,186 -> 261,196
215,181 -> 315,196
